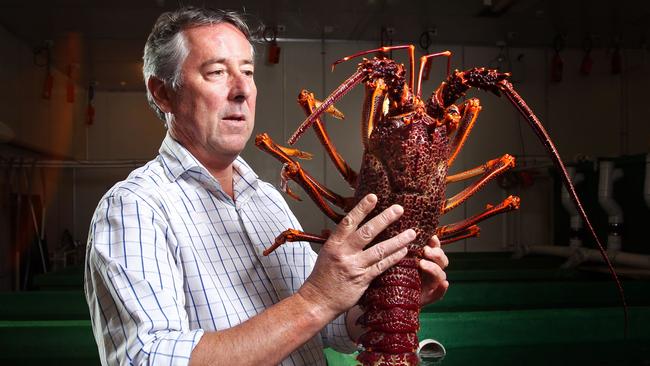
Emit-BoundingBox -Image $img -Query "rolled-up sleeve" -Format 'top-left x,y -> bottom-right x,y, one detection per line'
84,192 -> 204,365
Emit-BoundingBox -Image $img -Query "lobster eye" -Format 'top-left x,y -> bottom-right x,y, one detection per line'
447,105 -> 459,116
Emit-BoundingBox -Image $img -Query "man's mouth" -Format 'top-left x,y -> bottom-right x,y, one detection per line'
223,114 -> 246,122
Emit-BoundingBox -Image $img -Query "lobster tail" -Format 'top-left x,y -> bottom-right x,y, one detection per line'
357,256 -> 422,366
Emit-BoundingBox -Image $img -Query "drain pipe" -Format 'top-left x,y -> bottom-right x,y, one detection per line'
645,154 -> 650,210
520,159 -> 650,269
598,160 -> 624,251
520,244 -> 650,269
418,339 -> 446,365
561,166 -> 584,249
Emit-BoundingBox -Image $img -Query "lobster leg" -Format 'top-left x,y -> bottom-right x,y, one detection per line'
280,164 -> 304,201
297,90 -> 359,187
446,154 -> 514,184
439,226 -> 480,246
447,98 -> 482,167
417,51 -> 452,98
437,195 -> 520,239
262,228 -> 328,256
272,144 -> 314,160
361,79 -> 388,151
255,133 -> 352,221
442,154 -> 516,214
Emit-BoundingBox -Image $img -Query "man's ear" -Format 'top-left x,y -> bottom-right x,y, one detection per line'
147,77 -> 173,113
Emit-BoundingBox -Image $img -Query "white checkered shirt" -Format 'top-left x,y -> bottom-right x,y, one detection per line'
84,133 -> 355,365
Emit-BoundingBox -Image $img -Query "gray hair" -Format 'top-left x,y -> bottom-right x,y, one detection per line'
143,6 -> 254,122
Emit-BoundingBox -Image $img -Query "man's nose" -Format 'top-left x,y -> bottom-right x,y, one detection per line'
229,73 -> 253,103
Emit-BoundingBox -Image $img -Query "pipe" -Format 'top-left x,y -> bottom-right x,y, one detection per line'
418,339 -> 446,364
561,166 -> 584,248
521,245 -> 650,269
598,160 -> 624,251
645,154 -> 650,209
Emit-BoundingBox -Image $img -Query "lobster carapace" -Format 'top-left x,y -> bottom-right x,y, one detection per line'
255,45 -> 626,366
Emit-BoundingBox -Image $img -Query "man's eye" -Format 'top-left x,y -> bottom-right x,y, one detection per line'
243,70 -> 254,77
208,70 -> 225,76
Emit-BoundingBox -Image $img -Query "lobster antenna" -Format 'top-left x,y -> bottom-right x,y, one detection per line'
499,80 -> 629,337
288,70 -> 366,145
332,45 -> 415,91
417,51 -> 452,98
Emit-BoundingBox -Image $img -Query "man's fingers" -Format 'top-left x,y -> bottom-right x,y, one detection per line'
329,194 -> 378,243
427,235 -> 441,248
422,245 -> 448,269
370,245 -> 408,277
350,204 -> 404,249
360,228 -> 414,270
420,258 -> 447,283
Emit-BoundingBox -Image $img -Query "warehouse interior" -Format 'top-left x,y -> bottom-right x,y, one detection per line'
0,0 -> 649,365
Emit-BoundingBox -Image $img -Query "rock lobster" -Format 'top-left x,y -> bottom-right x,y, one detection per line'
255,45 -> 626,366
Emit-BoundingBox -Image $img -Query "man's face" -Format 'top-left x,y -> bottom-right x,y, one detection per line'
168,23 -> 256,165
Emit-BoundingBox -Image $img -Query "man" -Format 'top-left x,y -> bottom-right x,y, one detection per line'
84,6 -> 449,366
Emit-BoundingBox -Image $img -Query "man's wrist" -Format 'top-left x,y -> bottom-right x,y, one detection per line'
296,281 -> 341,325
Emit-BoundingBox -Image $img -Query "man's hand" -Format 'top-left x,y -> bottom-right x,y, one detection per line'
298,193 -> 416,319
419,235 -> 449,306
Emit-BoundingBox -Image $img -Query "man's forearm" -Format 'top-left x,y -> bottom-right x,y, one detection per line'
189,291 -> 338,366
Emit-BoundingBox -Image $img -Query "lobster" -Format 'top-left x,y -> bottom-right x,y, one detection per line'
254,45 -> 627,366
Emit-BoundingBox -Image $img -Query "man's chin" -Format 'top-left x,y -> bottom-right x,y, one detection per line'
211,141 -> 248,158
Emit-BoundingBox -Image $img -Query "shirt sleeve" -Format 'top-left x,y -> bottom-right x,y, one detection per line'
84,192 -> 204,366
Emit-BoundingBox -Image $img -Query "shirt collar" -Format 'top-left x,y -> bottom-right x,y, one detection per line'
159,132 -> 203,181
232,156 -> 260,203
159,133 -> 260,201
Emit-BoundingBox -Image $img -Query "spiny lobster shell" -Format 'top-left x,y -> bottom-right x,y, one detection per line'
353,110 -> 450,364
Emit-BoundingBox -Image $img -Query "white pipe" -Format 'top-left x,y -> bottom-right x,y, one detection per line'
598,160 -> 624,251
418,339 -> 446,363
561,167 -> 584,248
522,245 -> 650,269
521,245 -> 574,257
644,153 -> 650,209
